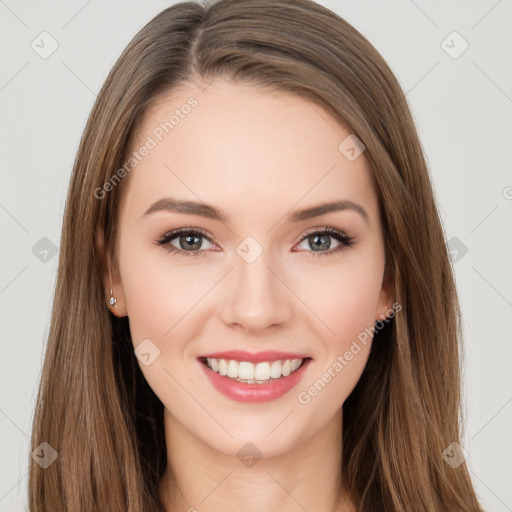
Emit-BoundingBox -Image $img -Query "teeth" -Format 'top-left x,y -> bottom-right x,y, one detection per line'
219,359 -> 228,376
238,361 -> 255,380
270,360 -> 282,378
210,358 -> 220,372
227,360 -> 238,378
205,357 -> 304,382
254,362 -> 270,380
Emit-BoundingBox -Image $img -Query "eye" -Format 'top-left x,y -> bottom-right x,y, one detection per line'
155,227 -> 216,258
294,227 -> 355,257
154,226 -> 355,258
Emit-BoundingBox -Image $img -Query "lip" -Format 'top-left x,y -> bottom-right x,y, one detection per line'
198,357 -> 312,403
198,350 -> 310,364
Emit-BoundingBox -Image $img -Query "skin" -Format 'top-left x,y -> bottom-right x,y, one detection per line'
99,78 -> 394,512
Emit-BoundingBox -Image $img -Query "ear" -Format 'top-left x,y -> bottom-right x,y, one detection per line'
96,228 -> 128,317
375,258 -> 395,322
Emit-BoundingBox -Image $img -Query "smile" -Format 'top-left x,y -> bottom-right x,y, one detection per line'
198,356 -> 313,403
201,357 -> 305,383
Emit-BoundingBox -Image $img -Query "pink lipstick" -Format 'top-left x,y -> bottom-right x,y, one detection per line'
198,352 -> 312,403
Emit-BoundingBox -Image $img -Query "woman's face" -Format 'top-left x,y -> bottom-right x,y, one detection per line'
107,78 -> 393,457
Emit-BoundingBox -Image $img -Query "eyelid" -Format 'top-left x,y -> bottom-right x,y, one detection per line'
157,226 -> 220,248
293,225 -> 352,244
292,226 -> 356,256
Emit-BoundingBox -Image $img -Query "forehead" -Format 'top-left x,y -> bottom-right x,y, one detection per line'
121,79 -> 379,227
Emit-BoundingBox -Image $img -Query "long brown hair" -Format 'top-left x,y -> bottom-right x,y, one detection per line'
28,0 -> 484,510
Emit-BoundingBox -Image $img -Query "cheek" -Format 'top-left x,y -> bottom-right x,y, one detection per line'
292,254 -> 384,345
118,235 -> 204,344
293,267 -> 380,418
117,235 -> 216,396
290,252 -> 383,400
117,241 -> 205,409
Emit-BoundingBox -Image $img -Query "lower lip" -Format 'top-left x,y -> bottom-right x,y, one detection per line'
199,358 -> 312,403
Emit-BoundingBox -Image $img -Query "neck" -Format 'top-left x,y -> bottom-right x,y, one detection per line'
158,407 -> 356,512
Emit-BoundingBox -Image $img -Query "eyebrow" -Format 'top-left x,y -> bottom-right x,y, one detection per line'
143,197 -> 369,225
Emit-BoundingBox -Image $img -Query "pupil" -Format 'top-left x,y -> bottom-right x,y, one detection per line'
181,234 -> 201,250
310,234 -> 330,251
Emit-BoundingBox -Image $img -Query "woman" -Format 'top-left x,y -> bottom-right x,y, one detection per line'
28,0 -> 484,510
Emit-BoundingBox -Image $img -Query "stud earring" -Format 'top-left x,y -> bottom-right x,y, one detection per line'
378,305 -> 389,320
106,261 -> 117,309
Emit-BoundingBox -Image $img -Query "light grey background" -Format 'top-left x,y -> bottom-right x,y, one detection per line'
1,1 -> 511,510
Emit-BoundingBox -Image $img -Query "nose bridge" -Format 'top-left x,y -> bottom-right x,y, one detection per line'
219,241 -> 293,329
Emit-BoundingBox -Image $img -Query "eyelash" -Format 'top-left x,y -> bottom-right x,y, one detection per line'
154,226 -> 355,258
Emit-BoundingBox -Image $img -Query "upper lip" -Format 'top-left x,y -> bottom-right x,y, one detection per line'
198,350 -> 311,364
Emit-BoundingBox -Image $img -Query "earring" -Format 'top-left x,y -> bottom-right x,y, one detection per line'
106,261 -> 117,309
378,305 -> 389,320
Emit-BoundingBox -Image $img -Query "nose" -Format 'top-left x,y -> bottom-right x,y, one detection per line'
219,250 -> 294,332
